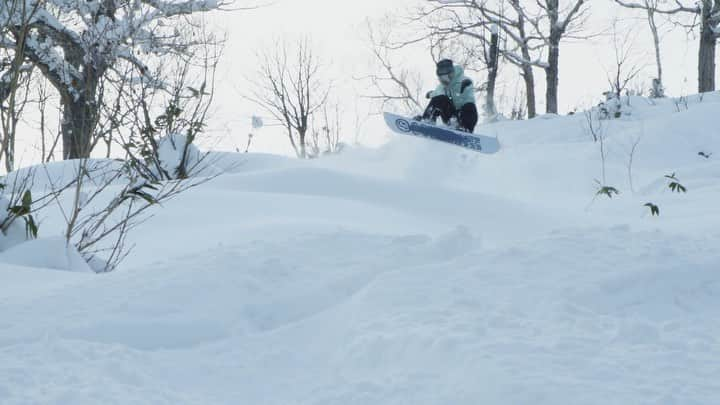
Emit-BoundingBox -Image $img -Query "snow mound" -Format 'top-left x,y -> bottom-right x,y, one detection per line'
156,133 -> 202,178
3,159 -> 127,192
0,237 -> 93,272
1,93 -> 720,404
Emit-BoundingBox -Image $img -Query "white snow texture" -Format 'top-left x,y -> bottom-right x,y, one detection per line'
1,93 -> 720,404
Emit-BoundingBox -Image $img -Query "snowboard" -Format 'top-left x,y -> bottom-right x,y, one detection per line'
383,112 -> 500,154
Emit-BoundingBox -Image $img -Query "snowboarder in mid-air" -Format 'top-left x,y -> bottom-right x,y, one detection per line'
383,59 -> 497,153
415,59 -> 478,133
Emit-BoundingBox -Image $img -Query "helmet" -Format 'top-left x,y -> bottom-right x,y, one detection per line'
436,59 -> 454,76
436,59 -> 454,85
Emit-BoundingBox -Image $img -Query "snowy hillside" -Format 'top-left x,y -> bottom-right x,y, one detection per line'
2,94 -> 720,404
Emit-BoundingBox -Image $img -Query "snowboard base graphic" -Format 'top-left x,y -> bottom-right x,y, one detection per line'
384,112 -> 500,154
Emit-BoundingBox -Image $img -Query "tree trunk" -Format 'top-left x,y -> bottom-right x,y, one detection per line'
516,6 -> 536,118
521,64 -> 537,119
484,32 -> 500,118
62,98 -> 97,159
545,35 -> 561,114
4,116 -> 18,172
298,130 -> 307,158
1,26 -> 30,172
698,18 -> 717,93
646,7 -> 662,84
61,65 -> 101,160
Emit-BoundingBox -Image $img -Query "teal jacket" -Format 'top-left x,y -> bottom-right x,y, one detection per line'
429,65 -> 476,110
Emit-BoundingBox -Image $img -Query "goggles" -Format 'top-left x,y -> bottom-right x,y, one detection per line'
437,73 -> 452,84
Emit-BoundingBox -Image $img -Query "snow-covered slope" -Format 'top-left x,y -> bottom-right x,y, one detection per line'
1,94 -> 719,404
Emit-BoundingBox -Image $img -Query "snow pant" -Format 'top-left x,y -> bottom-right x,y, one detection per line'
422,95 -> 478,133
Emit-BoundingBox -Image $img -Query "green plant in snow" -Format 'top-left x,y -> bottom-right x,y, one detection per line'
596,182 -> 620,199
1,186 -> 39,239
665,173 -> 687,193
644,203 -> 660,217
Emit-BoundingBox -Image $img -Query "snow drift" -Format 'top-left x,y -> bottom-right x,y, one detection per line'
1,93 -> 719,404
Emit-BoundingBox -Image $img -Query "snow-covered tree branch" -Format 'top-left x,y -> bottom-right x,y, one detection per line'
0,0 -> 236,159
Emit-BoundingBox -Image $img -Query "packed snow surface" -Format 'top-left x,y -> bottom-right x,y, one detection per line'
2,95 -> 720,404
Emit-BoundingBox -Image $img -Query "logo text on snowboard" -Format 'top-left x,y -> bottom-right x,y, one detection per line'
395,118 -> 411,132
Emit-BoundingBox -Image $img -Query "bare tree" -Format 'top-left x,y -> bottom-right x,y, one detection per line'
63,32 -> 223,271
0,0 -> 41,171
118,23 -> 223,181
614,0 -> 720,93
416,0 -> 588,117
697,0 -> 720,92
403,2 -> 510,117
0,68 -> 34,172
35,78 -> 62,162
475,0 -> 542,118
320,103 -> 342,154
359,19 -> 424,115
530,0 -> 591,114
48,156 -> 217,272
613,0 -> 671,95
0,2 -> 232,272
647,1 -> 665,89
35,41 -> 224,271
309,102 -> 343,157
0,0 -> 241,160
606,20 -> 645,100
248,39 -> 331,158
423,14 -> 503,119
483,25 -> 501,118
